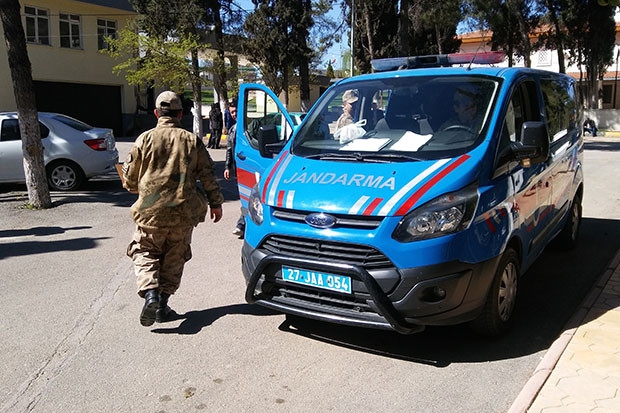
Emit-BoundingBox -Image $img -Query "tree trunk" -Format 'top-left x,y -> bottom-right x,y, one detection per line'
398,0 -> 410,56
508,0 -> 532,67
546,1 -> 566,74
434,24 -> 443,54
282,69 -> 289,109
363,4 -> 375,61
211,2 -> 229,110
298,0 -> 311,112
0,0 -> 51,208
190,48 -> 203,139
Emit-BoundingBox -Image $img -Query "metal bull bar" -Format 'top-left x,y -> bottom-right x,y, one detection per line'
244,254 -> 425,335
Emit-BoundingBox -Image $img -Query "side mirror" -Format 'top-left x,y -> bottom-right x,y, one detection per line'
257,124 -> 282,158
510,121 -> 549,166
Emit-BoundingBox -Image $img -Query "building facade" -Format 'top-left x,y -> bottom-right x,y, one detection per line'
0,0 -> 136,136
458,24 -> 620,112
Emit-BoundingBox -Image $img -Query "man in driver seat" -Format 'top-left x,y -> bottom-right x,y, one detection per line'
440,84 -> 483,133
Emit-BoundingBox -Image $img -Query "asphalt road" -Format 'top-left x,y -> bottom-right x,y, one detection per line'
0,135 -> 618,412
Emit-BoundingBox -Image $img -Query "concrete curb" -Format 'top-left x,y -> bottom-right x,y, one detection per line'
507,248 -> 620,413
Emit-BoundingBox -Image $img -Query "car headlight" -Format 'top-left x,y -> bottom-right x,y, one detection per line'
392,185 -> 479,242
248,183 -> 264,225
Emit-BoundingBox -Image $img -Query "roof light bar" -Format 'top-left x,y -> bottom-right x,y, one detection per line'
371,51 -> 506,72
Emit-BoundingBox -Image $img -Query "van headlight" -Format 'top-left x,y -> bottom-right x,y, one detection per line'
248,184 -> 264,225
392,185 -> 479,242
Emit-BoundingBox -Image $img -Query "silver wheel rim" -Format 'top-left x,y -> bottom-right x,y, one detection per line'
498,262 -> 518,322
50,165 -> 76,189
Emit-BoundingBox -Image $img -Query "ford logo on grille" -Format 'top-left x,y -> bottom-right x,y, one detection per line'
304,212 -> 336,229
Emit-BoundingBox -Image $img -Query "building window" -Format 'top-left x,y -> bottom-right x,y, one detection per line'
59,13 -> 82,49
97,19 -> 117,50
538,49 -> 551,66
24,6 -> 50,45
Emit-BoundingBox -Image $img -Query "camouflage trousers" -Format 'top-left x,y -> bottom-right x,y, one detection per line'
127,225 -> 194,297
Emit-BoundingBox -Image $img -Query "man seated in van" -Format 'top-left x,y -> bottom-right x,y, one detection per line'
335,89 -> 359,130
440,84 -> 484,133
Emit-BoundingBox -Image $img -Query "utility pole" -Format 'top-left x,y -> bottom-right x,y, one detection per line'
614,47 -> 619,108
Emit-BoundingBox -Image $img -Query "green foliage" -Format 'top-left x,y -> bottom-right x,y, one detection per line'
103,26 -> 206,93
349,0 -> 462,74
243,0 -> 317,95
325,61 -> 335,78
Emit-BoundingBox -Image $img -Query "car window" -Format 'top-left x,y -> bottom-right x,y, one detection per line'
540,77 -> 577,143
291,75 -> 499,160
244,90 -> 292,147
0,118 -> 49,141
1,119 -> 21,141
51,114 -> 93,131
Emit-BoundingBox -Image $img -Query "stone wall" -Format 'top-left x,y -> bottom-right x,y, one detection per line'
584,109 -> 620,131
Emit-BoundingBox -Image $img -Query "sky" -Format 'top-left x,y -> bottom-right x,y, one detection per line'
234,0 -> 347,70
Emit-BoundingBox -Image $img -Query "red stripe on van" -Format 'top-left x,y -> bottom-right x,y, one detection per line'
363,198 -> 383,215
277,190 -> 285,207
237,168 -> 257,189
261,150 -> 290,203
395,154 -> 470,216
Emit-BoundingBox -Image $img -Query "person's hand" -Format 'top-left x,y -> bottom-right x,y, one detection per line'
224,169 -> 231,180
210,206 -> 223,223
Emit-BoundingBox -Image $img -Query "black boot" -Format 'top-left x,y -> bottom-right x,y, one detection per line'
140,289 -> 159,326
155,292 -> 172,323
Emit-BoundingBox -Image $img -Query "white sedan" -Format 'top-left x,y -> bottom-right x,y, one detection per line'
0,112 -> 119,190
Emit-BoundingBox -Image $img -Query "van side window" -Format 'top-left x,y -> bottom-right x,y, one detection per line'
497,80 -> 539,163
541,77 -> 577,142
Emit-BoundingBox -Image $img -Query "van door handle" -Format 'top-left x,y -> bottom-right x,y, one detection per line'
237,151 -> 246,161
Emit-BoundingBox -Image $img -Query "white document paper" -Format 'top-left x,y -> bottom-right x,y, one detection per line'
390,131 -> 432,151
340,137 -> 390,152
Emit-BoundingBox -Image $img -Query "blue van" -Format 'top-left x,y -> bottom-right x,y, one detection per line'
234,53 -> 583,336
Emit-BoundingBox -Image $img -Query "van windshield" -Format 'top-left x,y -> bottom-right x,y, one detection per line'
292,75 -> 499,161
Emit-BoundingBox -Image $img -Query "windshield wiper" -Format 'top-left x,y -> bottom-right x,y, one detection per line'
359,153 -> 423,162
306,152 -> 422,163
306,152 -> 367,161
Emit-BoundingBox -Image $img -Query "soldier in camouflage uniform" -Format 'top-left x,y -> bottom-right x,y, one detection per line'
122,91 -> 224,327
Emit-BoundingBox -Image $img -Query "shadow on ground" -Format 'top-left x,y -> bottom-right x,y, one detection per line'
252,217 -> 620,367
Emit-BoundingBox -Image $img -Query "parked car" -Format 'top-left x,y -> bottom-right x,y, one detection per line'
0,112 -> 119,190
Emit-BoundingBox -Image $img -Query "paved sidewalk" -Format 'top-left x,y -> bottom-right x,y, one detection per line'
509,249 -> 620,412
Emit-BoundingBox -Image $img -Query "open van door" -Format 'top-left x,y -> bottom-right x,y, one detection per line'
235,83 -> 296,209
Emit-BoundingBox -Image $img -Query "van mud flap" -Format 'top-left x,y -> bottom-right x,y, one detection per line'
245,254 -> 425,335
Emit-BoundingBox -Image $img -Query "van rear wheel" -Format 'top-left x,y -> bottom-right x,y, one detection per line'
471,248 -> 519,337
552,194 -> 582,251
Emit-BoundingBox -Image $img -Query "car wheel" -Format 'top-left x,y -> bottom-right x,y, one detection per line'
470,247 -> 519,337
46,160 -> 85,191
552,194 -> 582,251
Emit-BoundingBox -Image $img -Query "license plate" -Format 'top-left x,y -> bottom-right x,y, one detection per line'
281,265 -> 352,294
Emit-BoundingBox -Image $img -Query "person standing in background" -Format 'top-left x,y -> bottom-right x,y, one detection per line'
208,103 -> 223,149
223,102 -> 246,238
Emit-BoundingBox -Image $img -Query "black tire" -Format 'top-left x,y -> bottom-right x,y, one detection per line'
552,194 -> 582,251
46,160 -> 85,191
470,248 -> 519,337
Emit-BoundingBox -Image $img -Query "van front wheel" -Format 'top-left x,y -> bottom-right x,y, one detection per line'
471,248 -> 519,337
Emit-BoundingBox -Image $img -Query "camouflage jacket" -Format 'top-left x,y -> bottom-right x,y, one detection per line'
122,116 -> 224,229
